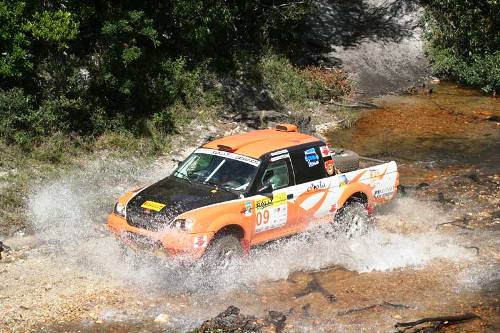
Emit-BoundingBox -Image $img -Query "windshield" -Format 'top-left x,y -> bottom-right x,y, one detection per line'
173,149 -> 260,192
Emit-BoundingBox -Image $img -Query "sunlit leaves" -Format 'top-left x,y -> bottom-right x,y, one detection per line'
0,0 -> 31,78
26,10 -> 79,47
422,0 -> 500,92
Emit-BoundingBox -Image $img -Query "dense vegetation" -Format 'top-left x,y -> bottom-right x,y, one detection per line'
2,0 -> 497,152
1,1 -> 336,150
421,0 -> 499,93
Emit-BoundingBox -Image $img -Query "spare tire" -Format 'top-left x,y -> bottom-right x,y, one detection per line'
330,148 -> 359,173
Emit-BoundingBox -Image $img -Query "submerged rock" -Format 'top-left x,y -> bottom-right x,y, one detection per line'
198,306 -> 287,333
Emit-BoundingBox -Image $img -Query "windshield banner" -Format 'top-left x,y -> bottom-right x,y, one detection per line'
196,148 -> 261,167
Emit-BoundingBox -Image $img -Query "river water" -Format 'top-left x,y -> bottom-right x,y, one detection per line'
2,82 -> 499,332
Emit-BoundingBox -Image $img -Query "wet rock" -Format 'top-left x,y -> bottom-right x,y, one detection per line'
464,172 -> 481,183
0,240 -> 10,260
416,182 -> 430,190
301,303 -> 311,317
397,185 -> 409,196
199,306 -> 287,333
265,311 -> 287,331
154,313 -> 169,324
437,192 -> 446,204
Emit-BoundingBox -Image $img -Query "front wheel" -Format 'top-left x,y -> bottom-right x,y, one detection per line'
202,234 -> 243,271
334,201 -> 371,238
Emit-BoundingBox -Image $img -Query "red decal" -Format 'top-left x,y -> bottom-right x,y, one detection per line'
329,204 -> 337,213
320,145 -> 330,157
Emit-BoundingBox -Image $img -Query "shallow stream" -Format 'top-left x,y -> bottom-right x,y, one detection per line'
1,82 -> 499,332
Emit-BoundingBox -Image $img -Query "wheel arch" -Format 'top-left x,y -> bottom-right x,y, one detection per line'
339,191 -> 369,209
213,224 -> 245,240
209,223 -> 249,254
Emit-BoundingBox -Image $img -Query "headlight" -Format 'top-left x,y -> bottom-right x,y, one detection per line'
171,218 -> 195,232
114,202 -> 126,217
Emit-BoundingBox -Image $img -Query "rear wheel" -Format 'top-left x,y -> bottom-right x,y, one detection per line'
203,234 -> 243,270
334,201 -> 371,237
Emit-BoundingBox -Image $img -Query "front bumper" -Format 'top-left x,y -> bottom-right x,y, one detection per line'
107,213 -> 214,259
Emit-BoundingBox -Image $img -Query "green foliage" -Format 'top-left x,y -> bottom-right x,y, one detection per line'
0,1 -> 31,78
0,1 -> 319,149
258,54 -> 323,105
0,88 -> 34,146
422,0 -> 500,93
27,10 -> 79,47
161,57 -> 203,107
257,54 -> 352,106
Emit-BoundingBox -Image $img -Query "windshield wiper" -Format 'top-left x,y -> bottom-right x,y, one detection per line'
173,171 -> 192,184
203,180 -> 237,194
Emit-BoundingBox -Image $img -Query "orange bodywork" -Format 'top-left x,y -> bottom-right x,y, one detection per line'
107,124 -> 399,260
203,128 -> 318,158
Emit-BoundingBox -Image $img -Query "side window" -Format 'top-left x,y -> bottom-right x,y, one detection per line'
290,146 -> 327,184
261,160 -> 290,190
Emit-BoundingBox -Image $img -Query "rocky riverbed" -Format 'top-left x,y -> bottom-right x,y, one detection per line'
0,82 -> 498,332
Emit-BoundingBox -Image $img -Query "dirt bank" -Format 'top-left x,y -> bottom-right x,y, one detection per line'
302,0 -> 430,97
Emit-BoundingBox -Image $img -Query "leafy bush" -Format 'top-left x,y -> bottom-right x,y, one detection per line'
0,88 -> 35,146
258,54 -> 324,105
0,1 -> 320,150
302,66 -> 353,100
422,0 -> 500,93
258,54 -> 353,106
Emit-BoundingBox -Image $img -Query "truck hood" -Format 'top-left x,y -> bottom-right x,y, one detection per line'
126,176 -> 238,231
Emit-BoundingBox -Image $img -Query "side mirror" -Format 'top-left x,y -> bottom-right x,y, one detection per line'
258,182 -> 274,196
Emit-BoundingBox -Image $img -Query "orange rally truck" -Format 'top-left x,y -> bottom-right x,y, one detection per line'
108,124 -> 398,263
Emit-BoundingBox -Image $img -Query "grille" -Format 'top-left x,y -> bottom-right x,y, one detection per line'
127,212 -> 164,231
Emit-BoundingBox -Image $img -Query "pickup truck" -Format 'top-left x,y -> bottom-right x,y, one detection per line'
108,124 -> 399,266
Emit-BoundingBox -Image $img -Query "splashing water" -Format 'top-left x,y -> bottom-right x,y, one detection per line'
24,154 -> 473,300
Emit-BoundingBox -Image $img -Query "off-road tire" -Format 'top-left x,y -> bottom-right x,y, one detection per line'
331,148 -> 360,173
334,200 -> 370,238
203,234 -> 243,270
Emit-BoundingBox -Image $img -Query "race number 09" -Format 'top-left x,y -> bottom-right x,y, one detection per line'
256,210 -> 270,226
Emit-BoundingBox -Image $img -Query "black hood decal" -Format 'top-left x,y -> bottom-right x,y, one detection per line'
126,176 -> 238,231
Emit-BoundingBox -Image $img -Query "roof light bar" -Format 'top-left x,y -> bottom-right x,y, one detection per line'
275,123 -> 298,132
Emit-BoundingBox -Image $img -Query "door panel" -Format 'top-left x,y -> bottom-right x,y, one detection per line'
289,145 -> 335,227
250,157 -> 298,244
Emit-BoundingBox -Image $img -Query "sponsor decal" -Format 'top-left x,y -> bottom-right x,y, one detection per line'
320,145 -> 330,157
374,186 -> 394,198
141,200 -> 166,212
329,203 -> 337,213
243,201 -> 252,217
255,192 -> 287,211
307,180 -> 326,192
304,148 -> 319,167
339,174 -> 349,188
193,235 -> 208,249
369,168 -> 381,178
270,149 -> 288,156
324,159 -> 334,176
368,168 -> 381,186
254,192 -> 288,233
196,148 -> 260,167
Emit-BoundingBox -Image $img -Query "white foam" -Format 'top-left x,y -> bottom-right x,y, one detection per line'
25,155 -> 474,298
